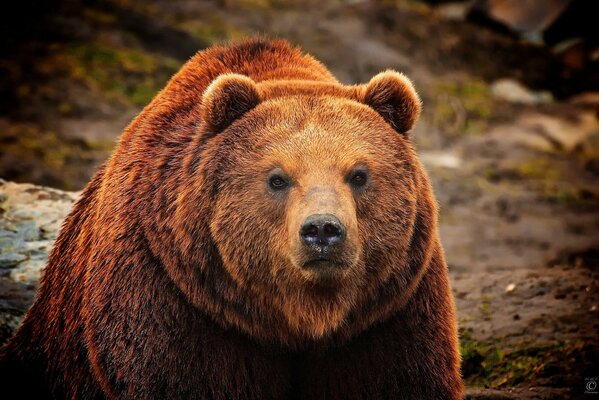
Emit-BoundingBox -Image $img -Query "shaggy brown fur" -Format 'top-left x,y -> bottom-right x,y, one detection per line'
0,38 -> 463,399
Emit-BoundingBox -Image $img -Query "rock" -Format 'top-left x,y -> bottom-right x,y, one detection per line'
23,240 -> 51,256
0,180 -> 78,343
436,2 -> 471,21
570,92 -> 599,107
0,180 -> 78,312
420,151 -> 463,169
471,0 -> 572,33
17,221 -> 40,241
487,109 -> 599,152
0,232 -> 24,254
0,253 -> 27,269
10,259 -> 47,284
490,79 -> 553,104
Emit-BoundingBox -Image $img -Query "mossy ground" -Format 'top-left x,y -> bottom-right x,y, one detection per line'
460,329 -> 592,390
429,79 -> 494,137
0,123 -> 114,190
23,40 -> 179,111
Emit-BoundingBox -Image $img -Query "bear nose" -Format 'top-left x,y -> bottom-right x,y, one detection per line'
300,214 -> 346,248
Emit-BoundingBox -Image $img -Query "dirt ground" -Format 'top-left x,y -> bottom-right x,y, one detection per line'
0,1 -> 598,398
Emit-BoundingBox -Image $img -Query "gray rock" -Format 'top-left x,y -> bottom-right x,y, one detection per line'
17,221 -> 40,241
490,79 -> 552,104
10,259 -> 47,284
0,180 -> 78,285
0,253 -> 28,269
0,232 -> 24,254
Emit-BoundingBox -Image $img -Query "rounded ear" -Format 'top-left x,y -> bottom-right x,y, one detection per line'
361,70 -> 422,134
200,73 -> 261,133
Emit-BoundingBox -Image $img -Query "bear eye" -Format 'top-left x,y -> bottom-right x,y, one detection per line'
348,169 -> 368,189
268,174 -> 289,191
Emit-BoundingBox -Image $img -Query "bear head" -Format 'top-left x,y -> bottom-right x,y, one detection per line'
160,71 -> 435,346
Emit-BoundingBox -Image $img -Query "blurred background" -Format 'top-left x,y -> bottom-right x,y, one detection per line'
0,0 -> 597,398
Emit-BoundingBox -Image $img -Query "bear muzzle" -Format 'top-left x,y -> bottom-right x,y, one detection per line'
298,213 -> 352,272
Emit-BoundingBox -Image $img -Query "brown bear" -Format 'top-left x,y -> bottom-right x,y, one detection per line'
0,38 -> 463,399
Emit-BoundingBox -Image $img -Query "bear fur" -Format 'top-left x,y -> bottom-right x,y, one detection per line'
0,38 -> 463,399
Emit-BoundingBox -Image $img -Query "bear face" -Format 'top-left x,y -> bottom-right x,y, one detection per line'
173,72 -> 426,342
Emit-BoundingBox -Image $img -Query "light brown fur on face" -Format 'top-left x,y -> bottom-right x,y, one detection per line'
205,93 -> 423,340
1,38 -> 462,400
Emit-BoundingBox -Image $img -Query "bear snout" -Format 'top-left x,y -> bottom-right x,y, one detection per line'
300,213 -> 346,248
298,213 -> 353,270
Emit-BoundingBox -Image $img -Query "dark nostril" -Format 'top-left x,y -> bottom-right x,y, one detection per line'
302,224 -> 319,238
300,214 -> 346,247
323,222 -> 340,238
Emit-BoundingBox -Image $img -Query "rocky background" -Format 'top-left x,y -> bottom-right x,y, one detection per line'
1,0 -> 598,399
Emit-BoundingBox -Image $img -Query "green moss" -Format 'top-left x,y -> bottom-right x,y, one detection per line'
377,0 -> 430,12
52,42 -> 179,106
482,158 -> 567,189
478,294 -> 493,321
57,102 -> 72,115
0,124 -> 115,190
82,8 -> 117,24
431,79 -> 493,135
186,16 -> 247,43
460,330 -> 587,388
542,185 -> 596,207
482,167 -> 501,182
127,80 -> 157,106
237,0 -> 294,9
515,159 -> 561,181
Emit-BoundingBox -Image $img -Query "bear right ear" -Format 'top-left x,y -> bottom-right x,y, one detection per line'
200,73 -> 261,133
360,70 -> 422,135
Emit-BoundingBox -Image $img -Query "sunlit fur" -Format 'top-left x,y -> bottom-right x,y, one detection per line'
0,38 -> 462,399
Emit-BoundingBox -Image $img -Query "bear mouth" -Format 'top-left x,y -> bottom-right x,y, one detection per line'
302,257 -> 347,271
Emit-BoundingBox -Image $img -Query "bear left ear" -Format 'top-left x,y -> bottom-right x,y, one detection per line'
360,70 -> 422,134
201,73 -> 261,133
